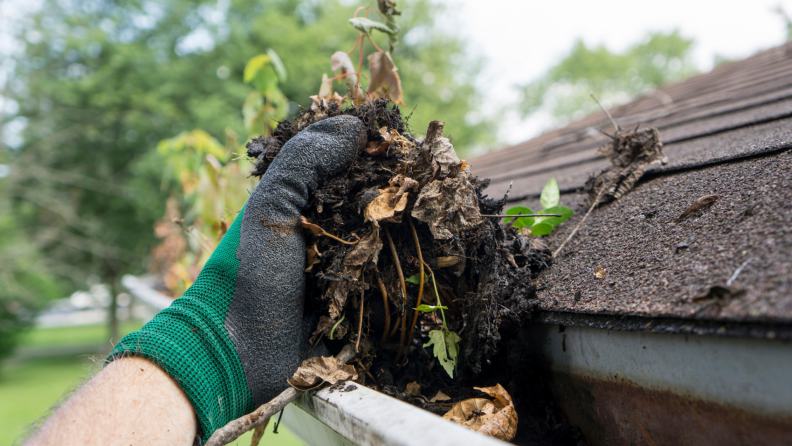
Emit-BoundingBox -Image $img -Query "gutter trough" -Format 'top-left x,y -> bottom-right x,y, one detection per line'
123,275 -> 792,445
522,314 -> 792,445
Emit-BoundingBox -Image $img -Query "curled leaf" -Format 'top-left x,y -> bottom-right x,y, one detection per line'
405,273 -> 429,284
442,384 -> 518,441
330,51 -> 364,103
367,52 -> 405,106
288,356 -> 358,391
349,17 -> 395,36
364,187 -> 409,223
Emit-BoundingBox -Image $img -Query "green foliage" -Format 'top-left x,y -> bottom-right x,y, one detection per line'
504,179 -> 573,236
405,273 -> 429,284
540,178 -> 559,209
414,304 -> 447,312
423,328 -> 460,378
1,0 -> 493,317
519,30 -> 697,125
0,194 -> 62,364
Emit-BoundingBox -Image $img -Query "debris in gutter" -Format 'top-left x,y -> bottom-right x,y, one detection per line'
442,384 -> 518,441
553,94 -> 668,258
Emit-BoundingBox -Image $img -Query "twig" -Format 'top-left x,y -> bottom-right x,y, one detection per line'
388,315 -> 401,338
205,387 -> 300,446
250,420 -> 269,446
727,258 -> 753,286
385,225 -> 409,362
481,214 -> 561,218
206,345 -> 357,446
356,289 -> 365,353
590,93 -> 620,132
375,267 -> 391,346
401,217 -> 425,365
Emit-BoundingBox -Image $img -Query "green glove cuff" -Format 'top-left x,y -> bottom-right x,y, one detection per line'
109,206 -> 253,442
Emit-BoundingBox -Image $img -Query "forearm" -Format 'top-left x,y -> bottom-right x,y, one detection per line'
26,356 -> 198,446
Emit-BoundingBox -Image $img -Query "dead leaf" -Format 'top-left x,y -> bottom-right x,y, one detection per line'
367,51 -> 405,106
306,243 -> 322,272
436,256 -> 460,268
364,140 -> 388,156
586,127 -> 667,204
413,174 -> 482,239
288,356 -> 358,391
430,390 -> 451,402
325,230 -> 383,318
388,174 -> 418,204
595,266 -> 606,279
442,384 -> 518,441
405,381 -> 421,396
364,187 -> 409,223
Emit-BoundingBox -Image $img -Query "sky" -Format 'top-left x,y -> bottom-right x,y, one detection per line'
434,0 -> 792,149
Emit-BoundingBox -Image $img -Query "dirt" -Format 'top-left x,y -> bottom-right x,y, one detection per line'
247,99 -> 584,445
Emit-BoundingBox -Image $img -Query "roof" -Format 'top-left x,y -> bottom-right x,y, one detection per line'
470,42 -> 792,324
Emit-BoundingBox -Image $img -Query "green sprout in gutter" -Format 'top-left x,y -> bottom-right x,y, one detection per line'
505,178 -> 574,236
407,266 -> 460,378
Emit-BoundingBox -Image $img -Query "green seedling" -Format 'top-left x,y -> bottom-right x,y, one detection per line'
505,178 -> 574,236
406,270 -> 460,378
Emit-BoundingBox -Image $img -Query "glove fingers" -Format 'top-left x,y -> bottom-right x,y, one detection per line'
227,116 -> 366,405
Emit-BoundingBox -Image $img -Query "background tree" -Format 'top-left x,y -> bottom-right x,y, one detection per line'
518,30 -> 697,126
0,0 -> 494,361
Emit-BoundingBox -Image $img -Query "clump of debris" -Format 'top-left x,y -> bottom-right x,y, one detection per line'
246,99 -> 578,444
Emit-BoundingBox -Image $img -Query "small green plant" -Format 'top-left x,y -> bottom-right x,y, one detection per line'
505,178 -> 574,236
407,269 -> 460,378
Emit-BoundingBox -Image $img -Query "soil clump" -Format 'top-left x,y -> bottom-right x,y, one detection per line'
247,99 -> 583,445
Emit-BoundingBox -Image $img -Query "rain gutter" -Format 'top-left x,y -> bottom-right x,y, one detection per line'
122,275 -> 508,446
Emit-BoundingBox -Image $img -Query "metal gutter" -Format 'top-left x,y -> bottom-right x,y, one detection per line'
522,320 -> 792,445
122,275 -> 508,446
283,384 -> 508,446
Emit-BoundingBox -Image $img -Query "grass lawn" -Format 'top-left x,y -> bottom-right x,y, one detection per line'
1,323 -> 305,446
18,320 -> 145,347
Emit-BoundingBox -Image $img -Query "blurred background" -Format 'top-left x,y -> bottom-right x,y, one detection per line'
0,0 -> 790,444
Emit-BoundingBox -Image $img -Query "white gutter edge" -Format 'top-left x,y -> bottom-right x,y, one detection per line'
284,382 -> 510,446
122,276 -> 509,446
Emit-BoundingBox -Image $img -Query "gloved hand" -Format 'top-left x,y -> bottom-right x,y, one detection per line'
110,115 -> 367,442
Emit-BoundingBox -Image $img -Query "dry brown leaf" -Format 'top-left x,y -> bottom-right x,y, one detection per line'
306,243 -> 322,272
366,51 -> 405,106
413,175 -> 482,239
364,140 -> 388,156
364,187 -> 409,223
405,381 -> 422,396
325,230 -> 383,318
288,356 -> 358,391
436,256 -> 460,268
430,390 -> 451,402
595,266 -> 606,279
442,384 -> 517,441
586,127 -> 667,204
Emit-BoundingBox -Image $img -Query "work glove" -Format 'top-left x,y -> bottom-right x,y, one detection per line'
110,115 -> 367,442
